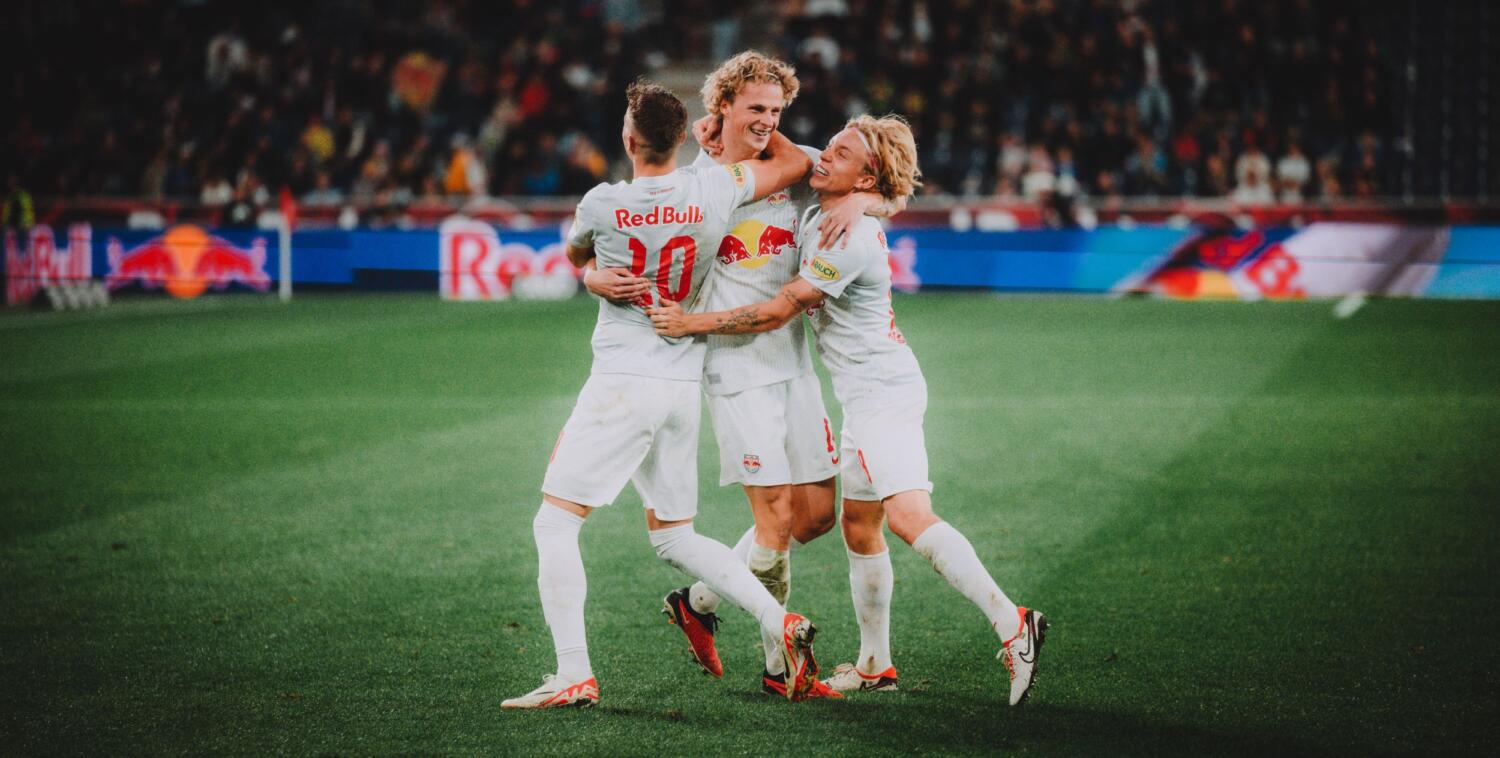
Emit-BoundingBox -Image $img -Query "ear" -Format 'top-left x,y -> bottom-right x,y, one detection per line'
853,173 -> 877,192
718,101 -> 733,119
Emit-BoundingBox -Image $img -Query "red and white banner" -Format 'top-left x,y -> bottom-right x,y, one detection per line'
6,224 -> 93,306
438,216 -> 579,301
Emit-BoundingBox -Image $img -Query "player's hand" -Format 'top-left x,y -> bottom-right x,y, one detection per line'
584,266 -> 651,304
693,115 -> 724,158
647,299 -> 690,337
819,192 -> 880,249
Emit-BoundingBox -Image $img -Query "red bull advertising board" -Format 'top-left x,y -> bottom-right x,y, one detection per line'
105,224 -> 271,298
5,224 -> 93,305
438,216 -> 580,301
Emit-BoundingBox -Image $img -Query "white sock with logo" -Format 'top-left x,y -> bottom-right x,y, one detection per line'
532,502 -> 591,682
650,523 -> 786,641
910,521 -> 1021,642
847,548 -> 894,674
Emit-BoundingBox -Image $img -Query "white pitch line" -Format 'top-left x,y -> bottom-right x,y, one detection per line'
1333,292 -> 1367,320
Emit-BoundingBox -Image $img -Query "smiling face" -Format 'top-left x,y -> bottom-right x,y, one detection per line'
719,81 -> 785,158
809,127 -> 878,197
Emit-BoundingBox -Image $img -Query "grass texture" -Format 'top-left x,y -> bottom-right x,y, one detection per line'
2,293 -> 1497,755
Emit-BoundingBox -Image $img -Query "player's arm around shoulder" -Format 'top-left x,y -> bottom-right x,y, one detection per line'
649,278 -> 824,338
800,217 -> 881,299
565,184 -> 607,267
740,130 -> 814,202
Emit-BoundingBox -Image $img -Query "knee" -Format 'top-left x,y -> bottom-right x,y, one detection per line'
885,505 -> 939,546
761,511 -> 795,546
747,486 -> 795,546
840,505 -> 884,553
793,508 -> 835,544
788,480 -> 836,544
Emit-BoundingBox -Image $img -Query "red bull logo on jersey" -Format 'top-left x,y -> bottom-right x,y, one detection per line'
614,205 -> 703,229
742,454 -> 761,473
716,220 -> 796,270
106,224 -> 270,299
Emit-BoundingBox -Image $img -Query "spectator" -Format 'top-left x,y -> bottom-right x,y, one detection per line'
302,170 -> 344,206
1316,157 -> 1344,199
1231,162 -> 1275,206
3,174 -> 35,233
443,134 -> 487,198
1276,142 -> 1312,202
200,173 -> 234,208
301,116 -> 335,166
1234,140 -> 1272,192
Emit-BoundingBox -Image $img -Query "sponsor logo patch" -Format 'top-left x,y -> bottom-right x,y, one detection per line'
742,454 -> 761,473
717,220 -> 795,269
809,256 -> 839,281
727,163 -> 748,188
766,191 -> 789,206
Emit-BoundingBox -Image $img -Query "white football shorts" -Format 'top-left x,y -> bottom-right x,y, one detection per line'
542,372 -> 701,521
837,377 -> 933,502
706,372 -> 840,487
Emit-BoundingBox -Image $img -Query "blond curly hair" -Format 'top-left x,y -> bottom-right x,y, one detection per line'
847,114 -> 923,201
700,51 -> 800,116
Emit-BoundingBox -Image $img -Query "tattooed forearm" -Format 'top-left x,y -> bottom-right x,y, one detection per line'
709,306 -> 777,334
700,288 -> 810,335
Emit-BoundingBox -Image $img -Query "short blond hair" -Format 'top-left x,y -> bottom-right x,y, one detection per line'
847,114 -> 922,201
700,51 -> 800,116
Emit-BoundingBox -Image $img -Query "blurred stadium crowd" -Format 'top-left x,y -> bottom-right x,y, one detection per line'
3,0 -> 1491,219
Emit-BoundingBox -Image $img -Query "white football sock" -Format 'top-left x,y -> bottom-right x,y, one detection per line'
532,503 -> 591,681
689,525 -> 755,614
748,543 -> 792,675
650,523 -> 785,641
690,528 -> 802,614
847,548 -> 894,674
911,521 -> 1021,641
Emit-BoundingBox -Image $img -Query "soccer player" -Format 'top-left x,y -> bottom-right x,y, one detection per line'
502,81 -> 824,709
648,115 -> 1049,706
587,51 -> 897,698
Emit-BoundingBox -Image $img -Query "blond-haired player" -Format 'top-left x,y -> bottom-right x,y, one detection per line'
649,115 -> 1049,707
588,51 -> 899,698
503,81 -> 827,709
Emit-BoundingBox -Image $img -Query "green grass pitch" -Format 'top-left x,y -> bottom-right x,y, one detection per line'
2,293 -> 1497,755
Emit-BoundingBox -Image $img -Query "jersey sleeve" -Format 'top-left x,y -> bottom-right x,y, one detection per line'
799,220 -> 884,299
703,161 -> 758,222
566,187 -> 602,249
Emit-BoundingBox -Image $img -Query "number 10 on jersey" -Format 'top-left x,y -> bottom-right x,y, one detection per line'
628,236 -> 697,308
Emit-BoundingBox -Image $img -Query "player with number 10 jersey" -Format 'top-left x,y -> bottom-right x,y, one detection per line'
504,81 -> 825,711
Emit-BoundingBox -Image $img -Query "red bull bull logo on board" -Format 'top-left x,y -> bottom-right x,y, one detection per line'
106,225 -> 271,299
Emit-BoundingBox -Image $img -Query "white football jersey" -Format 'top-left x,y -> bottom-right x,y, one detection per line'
695,147 -> 821,396
795,207 -> 923,401
568,162 -> 757,380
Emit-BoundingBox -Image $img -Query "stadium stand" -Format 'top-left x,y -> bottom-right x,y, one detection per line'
3,0 -> 1494,221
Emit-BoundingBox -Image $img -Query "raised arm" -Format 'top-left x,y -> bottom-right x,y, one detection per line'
648,278 -> 825,337
739,130 -> 813,202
